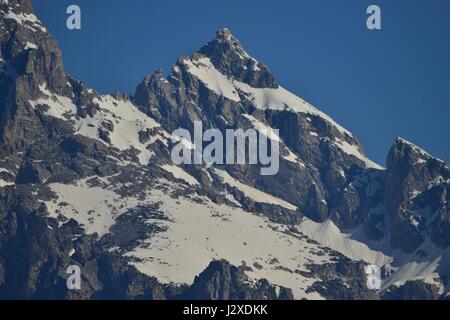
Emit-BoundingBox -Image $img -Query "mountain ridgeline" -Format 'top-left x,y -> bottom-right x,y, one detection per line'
0,0 -> 449,300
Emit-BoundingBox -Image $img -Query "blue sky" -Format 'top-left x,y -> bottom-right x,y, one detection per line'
33,0 -> 450,165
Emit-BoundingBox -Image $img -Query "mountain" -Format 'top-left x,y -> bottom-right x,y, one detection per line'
0,0 -> 449,300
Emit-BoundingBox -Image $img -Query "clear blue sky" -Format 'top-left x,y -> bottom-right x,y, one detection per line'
33,0 -> 450,165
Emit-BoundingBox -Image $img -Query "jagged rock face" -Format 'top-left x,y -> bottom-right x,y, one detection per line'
382,281 -> 442,300
1,0 -> 450,300
0,191 -> 171,300
303,254 -> 380,300
178,260 -> 293,300
386,138 -> 450,252
0,0 -> 71,156
199,28 -> 278,89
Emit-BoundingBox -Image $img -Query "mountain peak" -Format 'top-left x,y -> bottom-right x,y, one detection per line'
215,27 -> 233,40
0,0 -> 34,14
388,136 -> 447,174
198,28 -> 278,89
393,137 -> 432,159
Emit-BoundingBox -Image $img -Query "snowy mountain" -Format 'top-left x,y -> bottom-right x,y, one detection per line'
0,0 -> 449,300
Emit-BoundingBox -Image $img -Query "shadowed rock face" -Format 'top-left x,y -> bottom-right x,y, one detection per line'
0,1 -> 449,300
382,281 -> 442,300
177,260 -> 293,300
386,138 -> 450,252
199,28 -> 278,89
0,0 -> 71,156
0,0 -> 34,15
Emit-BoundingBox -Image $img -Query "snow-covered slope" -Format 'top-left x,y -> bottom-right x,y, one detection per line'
181,55 -> 382,170
29,84 -> 168,165
125,179 -> 329,300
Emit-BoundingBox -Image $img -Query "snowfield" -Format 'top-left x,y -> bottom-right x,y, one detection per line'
124,180 -> 327,300
3,9 -> 47,33
46,173 -> 450,298
76,95 -> 162,165
214,168 -> 298,211
46,178 -> 146,236
46,175 -> 329,299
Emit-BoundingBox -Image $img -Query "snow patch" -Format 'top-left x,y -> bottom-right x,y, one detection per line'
0,179 -> 14,187
333,138 -> 384,170
214,169 -> 297,211
182,57 -> 240,102
242,114 -> 304,167
30,84 -> 77,120
183,56 -> 369,144
46,178 -> 149,236
161,164 -> 199,186
4,11 -> 47,33
125,182 -> 328,299
24,41 -> 37,50
242,114 -> 280,142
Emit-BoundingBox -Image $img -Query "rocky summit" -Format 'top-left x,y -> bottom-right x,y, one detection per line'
0,0 -> 449,300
